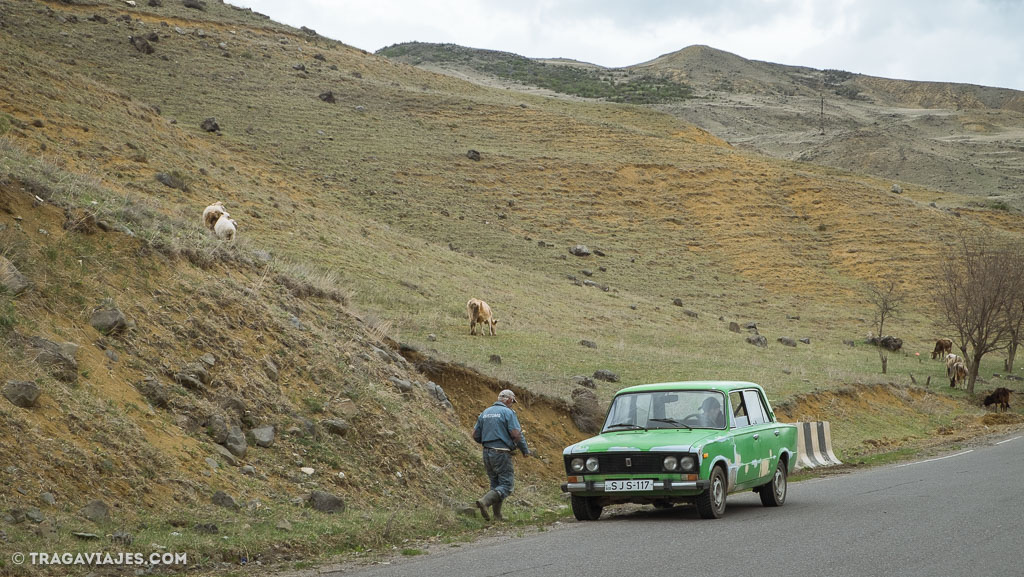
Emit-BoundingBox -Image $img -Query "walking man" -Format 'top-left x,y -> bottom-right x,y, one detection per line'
472,389 -> 530,520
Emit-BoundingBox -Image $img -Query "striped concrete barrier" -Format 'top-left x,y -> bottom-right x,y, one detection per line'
795,421 -> 842,469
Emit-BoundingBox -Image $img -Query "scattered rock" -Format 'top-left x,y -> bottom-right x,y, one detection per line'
204,457 -> 219,470
24,508 -> 44,523
579,340 -> 597,349
321,419 -> 350,437
211,491 -> 239,510
800,337 -> 811,345
672,298 -> 684,307
593,369 -> 619,383
300,467 -> 315,476
40,492 -> 56,506
3,381 -> 40,408
155,171 -> 187,191
0,256 -> 31,295
222,426 -> 247,458
318,91 -> 336,103
240,465 -> 256,476
193,523 -> 217,534
891,184 -> 903,194
276,519 -> 292,531
72,532 -> 101,540
466,149 -> 481,161
572,375 -> 596,388
262,357 -> 279,382
425,381 -> 453,410
23,336 -> 78,383
183,0 -> 206,10
111,531 -> 133,546
89,308 -> 128,335
684,310 -> 699,318
489,354 -> 502,365
728,321 -> 741,333
746,335 -> 768,347
869,335 -> 903,351
777,337 -> 798,347
308,490 -> 345,513
569,244 -> 591,257
250,425 -> 275,448
427,333 -> 437,341
200,118 -> 219,132
389,377 -> 413,394
129,35 -> 154,54
80,500 -> 110,524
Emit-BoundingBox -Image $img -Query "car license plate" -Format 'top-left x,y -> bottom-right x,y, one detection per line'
606,479 -> 654,492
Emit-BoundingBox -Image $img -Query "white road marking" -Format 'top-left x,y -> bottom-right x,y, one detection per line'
996,436 -> 1022,445
895,449 -> 973,468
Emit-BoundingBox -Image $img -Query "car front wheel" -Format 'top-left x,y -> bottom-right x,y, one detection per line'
696,466 -> 727,519
759,460 -> 788,507
571,495 -> 603,521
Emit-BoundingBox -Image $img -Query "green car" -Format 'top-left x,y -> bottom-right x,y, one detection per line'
561,381 -> 797,520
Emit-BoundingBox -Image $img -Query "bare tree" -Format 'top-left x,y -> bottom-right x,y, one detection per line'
939,231 -> 1024,393
867,276 -> 906,374
1004,245 -> 1024,373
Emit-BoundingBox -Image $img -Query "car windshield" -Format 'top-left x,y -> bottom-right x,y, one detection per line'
603,390 -> 726,432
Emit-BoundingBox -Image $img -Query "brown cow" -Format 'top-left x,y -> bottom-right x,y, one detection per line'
467,298 -> 498,336
949,360 -> 967,389
983,387 -> 1012,412
931,338 -> 953,360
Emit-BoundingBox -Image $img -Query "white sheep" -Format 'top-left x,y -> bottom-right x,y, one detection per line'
214,213 -> 237,241
203,202 -> 226,231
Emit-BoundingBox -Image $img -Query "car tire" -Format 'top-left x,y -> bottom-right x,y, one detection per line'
759,459 -> 788,507
696,465 -> 727,519
571,495 -> 603,521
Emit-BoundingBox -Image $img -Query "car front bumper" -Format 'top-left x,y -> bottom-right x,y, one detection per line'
561,479 -> 710,493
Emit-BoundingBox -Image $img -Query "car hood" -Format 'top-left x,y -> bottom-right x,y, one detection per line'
563,428 -> 728,455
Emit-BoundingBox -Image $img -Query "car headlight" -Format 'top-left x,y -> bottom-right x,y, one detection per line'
585,457 -> 600,472
570,458 -> 585,473
663,456 -> 679,471
679,455 -> 696,472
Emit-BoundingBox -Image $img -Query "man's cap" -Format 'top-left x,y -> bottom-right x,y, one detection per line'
498,389 -> 517,403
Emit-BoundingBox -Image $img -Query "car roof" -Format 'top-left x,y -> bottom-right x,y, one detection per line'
612,381 -> 762,396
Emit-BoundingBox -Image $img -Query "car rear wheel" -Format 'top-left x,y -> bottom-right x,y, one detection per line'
571,495 -> 603,521
696,466 -> 727,519
759,460 -> 788,507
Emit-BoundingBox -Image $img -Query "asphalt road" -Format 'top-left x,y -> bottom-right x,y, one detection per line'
325,434 -> 1024,577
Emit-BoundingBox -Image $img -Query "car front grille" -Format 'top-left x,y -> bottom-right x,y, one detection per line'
565,452 -> 687,475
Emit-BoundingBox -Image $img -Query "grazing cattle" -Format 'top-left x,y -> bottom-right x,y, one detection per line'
214,214 -> 237,241
931,338 -> 953,360
203,201 -> 227,231
949,360 -> 967,389
945,353 -> 964,378
467,298 -> 498,336
983,387 -> 1012,412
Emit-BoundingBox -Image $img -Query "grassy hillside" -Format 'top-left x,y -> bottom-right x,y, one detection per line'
2,0 -> 1023,574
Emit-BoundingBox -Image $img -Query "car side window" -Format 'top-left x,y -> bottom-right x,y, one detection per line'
742,390 -> 770,425
729,391 -> 749,428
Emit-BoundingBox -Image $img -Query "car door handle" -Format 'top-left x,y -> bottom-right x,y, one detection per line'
752,434 -> 759,440
774,429 -> 780,436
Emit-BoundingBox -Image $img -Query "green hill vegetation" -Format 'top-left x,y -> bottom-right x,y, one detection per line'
0,1 -> 1022,574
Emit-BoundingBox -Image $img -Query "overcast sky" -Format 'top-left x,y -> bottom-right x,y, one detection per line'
228,0 -> 1024,91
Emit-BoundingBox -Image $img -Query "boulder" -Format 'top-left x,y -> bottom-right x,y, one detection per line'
211,491 -> 239,510
3,381 -> 40,408
569,244 -> 591,257
728,321 -> 741,333
746,335 -> 768,348
89,309 -> 128,335
80,500 -> 110,524
250,425 -> 275,448
308,491 -> 345,513
593,369 -> 619,383
321,419 -> 350,437
24,336 -> 78,383
570,388 -> 603,434
466,149 -> 481,161
223,426 -> 247,458
200,118 -> 219,132
318,91 -> 336,103
0,256 -> 30,295
777,337 -> 798,347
